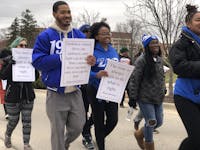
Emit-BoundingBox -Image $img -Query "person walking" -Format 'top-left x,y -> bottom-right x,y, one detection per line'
87,21 -> 119,150
79,24 -> 95,150
0,49 -> 10,120
129,34 -> 166,150
169,4 -> 200,150
119,47 -> 137,108
32,1 -> 95,150
79,24 -> 91,38
0,37 -> 38,150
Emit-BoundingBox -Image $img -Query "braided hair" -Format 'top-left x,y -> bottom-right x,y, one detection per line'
143,44 -> 162,80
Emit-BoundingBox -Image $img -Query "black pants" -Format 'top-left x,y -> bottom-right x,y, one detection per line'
174,95 -> 200,150
80,85 -> 94,137
87,85 -> 118,150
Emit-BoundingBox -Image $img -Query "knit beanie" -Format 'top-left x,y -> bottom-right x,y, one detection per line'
120,47 -> 129,53
9,36 -> 27,49
79,24 -> 90,33
142,34 -> 158,48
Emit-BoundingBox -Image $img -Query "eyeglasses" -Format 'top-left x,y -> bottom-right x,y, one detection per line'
98,32 -> 112,36
19,44 -> 27,47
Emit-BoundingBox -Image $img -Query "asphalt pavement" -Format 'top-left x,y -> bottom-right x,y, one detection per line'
0,89 -> 186,150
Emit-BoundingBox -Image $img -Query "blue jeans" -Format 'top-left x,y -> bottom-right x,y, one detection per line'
138,101 -> 163,142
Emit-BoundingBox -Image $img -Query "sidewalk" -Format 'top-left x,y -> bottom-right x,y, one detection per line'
0,90 -> 186,150
0,137 -> 15,150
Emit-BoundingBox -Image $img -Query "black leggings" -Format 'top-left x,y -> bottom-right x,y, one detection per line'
174,95 -> 200,150
87,85 -> 118,150
5,101 -> 34,144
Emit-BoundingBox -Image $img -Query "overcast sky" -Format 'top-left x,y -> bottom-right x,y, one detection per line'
0,0 -> 133,30
0,0 -> 200,30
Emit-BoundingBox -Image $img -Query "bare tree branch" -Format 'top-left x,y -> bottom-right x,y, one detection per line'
125,0 -> 193,97
77,9 -> 101,25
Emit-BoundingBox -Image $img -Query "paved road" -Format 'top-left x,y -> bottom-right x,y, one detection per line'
0,89 -> 186,150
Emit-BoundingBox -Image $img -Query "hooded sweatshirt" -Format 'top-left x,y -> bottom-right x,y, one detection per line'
89,42 -> 119,89
32,22 -> 86,93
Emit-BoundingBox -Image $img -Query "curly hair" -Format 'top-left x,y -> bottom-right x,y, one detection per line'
89,22 -> 110,43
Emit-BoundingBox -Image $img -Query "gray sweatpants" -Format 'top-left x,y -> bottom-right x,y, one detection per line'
46,89 -> 85,150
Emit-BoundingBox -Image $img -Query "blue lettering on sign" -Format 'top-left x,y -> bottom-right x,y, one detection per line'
97,57 -> 118,67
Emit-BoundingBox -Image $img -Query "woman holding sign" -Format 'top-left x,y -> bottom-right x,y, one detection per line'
0,37 -> 39,150
87,22 -> 119,150
128,35 -> 166,150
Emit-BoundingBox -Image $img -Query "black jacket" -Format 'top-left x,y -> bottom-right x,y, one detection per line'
169,31 -> 200,79
128,54 -> 165,105
0,50 -> 39,103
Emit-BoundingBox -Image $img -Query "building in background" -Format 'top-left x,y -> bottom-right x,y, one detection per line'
1,29 -> 132,51
111,32 -> 132,52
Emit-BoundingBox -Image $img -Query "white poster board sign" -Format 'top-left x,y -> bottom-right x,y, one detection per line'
60,38 -> 94,86
96,59 -> 134,103
12,48 -> 35,82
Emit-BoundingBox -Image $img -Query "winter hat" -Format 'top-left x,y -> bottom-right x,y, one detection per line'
79,24 -> 90,33
142,34 -> 158,48
120,47 -> 129,53
9,36 -> 27,49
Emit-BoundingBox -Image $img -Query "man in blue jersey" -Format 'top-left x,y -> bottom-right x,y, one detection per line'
32,1 -> 95,150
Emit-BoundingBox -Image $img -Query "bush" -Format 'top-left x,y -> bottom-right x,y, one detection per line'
165,71 -> 177,84
32,76 -> 46,89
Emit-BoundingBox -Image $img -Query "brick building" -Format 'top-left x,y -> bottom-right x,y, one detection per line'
111,32 -> 132,52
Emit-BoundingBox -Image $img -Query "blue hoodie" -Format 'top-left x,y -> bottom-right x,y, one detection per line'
89,42 -> 119,89
174,78 -> 200,103
32,27 -> 85,93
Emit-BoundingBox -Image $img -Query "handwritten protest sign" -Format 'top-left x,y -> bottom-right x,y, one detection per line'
60,38 -> 94,86
96,59 -> 134,103
12,48 -> 35,82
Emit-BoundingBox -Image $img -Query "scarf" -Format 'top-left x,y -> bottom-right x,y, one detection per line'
182,26 -> 200,45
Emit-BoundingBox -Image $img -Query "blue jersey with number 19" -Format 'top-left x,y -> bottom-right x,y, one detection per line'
32,27 -> 85,93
